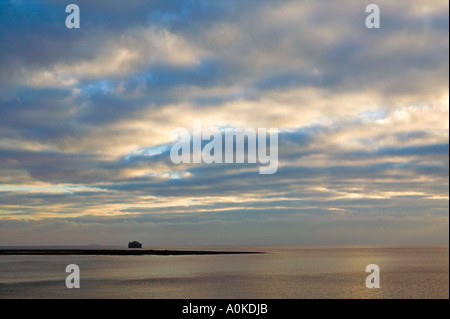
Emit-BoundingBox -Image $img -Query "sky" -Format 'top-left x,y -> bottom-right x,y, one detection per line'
0,0 -> 448,246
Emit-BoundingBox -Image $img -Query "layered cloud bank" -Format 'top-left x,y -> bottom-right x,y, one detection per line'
0,0 -> 448,245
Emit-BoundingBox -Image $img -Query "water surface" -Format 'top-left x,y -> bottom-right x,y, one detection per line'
0,245 -> 448,298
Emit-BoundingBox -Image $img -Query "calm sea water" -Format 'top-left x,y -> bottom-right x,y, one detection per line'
0,245 -> 448,299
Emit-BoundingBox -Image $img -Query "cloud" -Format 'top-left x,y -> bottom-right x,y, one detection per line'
0,0 -> 448,245
18,26 -> 202,88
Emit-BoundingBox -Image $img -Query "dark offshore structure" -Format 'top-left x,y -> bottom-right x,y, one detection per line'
128,241 -> 142,248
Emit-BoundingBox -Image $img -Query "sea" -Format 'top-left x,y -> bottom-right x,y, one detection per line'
0,245 -> 448,299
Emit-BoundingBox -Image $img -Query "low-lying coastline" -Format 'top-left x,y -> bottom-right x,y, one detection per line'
0,249 -> 263,256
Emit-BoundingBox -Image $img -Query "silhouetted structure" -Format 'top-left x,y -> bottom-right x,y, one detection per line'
128,241 -> 142,248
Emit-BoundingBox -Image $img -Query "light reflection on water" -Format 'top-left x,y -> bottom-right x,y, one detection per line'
0,245 -> 448,298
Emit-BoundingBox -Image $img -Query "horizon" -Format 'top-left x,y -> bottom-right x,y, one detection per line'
1,243 -> 449,248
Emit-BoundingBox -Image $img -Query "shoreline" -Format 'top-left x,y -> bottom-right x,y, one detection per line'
0,249 -> 263,256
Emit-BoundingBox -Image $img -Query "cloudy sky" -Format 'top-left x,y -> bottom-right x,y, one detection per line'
0,0 -> 448,246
